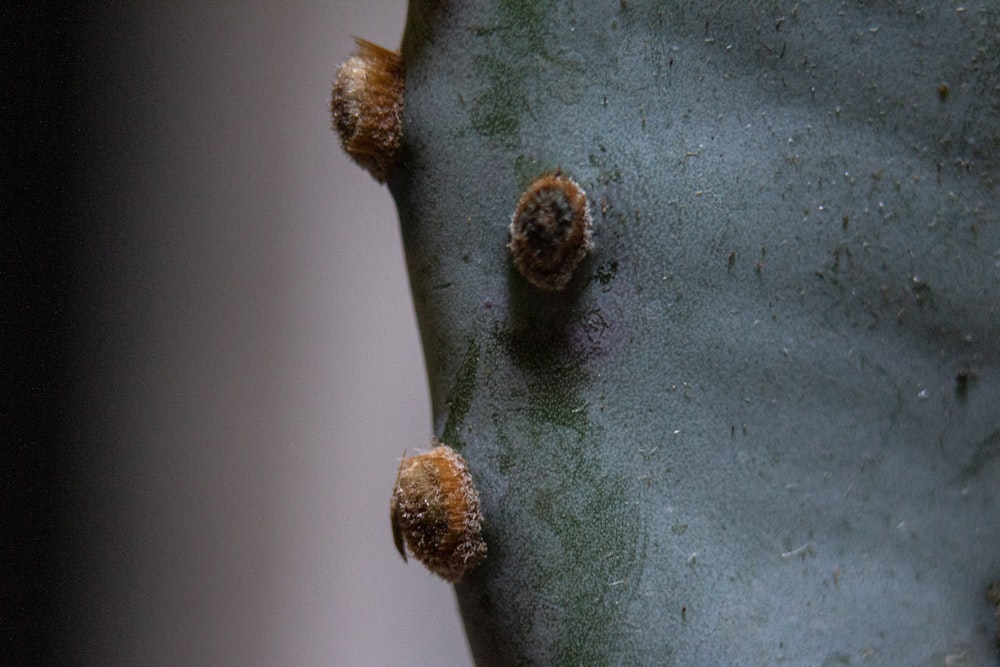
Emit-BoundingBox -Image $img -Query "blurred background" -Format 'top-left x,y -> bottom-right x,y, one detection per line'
5,3 -> 473,665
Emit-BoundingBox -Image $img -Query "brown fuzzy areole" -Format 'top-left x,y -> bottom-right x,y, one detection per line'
330,38 -> 404,182
390,442 -> 486,582
509,171 -> 593,291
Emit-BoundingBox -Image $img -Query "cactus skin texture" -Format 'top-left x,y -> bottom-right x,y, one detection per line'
386,1 -> 1000,664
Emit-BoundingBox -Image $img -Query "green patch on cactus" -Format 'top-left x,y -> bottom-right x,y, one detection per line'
470,55 -> 524,142
441,338 -> 480,449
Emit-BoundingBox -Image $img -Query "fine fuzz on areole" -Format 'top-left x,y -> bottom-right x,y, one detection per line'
509,171 -> 594,291
330,38 -> 404,182
390,442 -> 487,582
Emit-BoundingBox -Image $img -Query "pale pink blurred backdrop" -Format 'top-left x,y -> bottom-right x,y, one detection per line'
72,3 -> 472,665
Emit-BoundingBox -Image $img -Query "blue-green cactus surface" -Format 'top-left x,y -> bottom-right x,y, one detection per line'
387,1 -> 1000,663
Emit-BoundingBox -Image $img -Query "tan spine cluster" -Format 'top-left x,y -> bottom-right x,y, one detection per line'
330,38 -> 404,182
509,171 -> 594,291
390,441 -> 487,582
